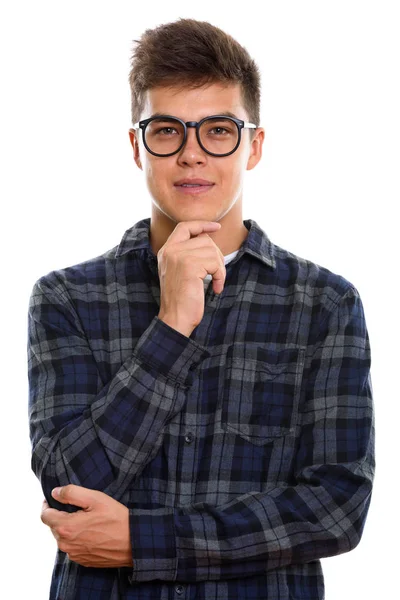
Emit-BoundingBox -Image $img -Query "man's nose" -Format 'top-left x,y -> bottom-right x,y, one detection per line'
177,127 -> 207,163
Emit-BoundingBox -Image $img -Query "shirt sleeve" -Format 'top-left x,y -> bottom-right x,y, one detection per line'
127,284 -> 375,583
28,274 -> 210,511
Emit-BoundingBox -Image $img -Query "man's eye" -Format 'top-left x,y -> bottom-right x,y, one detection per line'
157,127 -> 178,135
210,127 -> 228,135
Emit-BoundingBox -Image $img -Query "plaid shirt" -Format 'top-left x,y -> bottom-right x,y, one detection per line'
28,218 -> 375,600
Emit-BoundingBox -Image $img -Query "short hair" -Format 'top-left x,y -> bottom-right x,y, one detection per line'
128,18 -> 261,128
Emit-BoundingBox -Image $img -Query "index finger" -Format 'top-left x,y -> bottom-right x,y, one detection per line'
168,220 -> 221,244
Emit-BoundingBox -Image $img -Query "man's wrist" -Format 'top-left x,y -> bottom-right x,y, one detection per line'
157,313 -> 194,338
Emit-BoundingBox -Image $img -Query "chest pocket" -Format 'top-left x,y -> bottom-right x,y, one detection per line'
221,344 -> 305,445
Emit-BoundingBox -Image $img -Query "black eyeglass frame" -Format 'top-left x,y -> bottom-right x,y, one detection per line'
131,114 -> 257,158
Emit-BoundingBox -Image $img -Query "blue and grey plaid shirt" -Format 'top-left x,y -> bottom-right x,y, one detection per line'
28,218 -> 375,600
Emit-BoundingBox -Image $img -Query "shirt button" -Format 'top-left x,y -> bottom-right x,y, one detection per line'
175,584 -> 184,595
184,432 -> 193,444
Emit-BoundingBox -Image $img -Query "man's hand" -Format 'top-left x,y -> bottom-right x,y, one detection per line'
41,485 -> 133,568
157,220 -> 226,337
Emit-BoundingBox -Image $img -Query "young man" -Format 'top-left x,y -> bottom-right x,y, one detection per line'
29,18 -> 375,600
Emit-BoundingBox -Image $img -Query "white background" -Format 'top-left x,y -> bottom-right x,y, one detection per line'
1,1 -> 398,598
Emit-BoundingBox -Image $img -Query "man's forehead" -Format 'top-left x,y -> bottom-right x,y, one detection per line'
141,82 -> 247,119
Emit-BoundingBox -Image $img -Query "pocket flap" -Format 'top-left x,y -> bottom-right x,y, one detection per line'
227,344 -> 301,377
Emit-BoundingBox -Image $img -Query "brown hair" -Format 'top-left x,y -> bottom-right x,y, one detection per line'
128,18 -> 261,127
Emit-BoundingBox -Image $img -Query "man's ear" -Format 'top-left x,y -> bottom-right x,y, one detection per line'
246,127 -> 265,171
129,129 -> 142,170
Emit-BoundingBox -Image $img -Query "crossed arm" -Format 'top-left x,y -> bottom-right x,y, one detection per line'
30,274 -> 375,580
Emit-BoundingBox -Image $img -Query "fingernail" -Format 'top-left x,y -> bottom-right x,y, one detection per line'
52,487 -> 62,498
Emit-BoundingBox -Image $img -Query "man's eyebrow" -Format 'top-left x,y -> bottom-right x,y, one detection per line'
148,111 -> 241,120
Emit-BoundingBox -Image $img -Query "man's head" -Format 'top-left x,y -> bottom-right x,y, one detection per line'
128,18 -> 265,252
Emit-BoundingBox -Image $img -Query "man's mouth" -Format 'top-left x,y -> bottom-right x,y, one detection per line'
174,178 -> 214,187
174,182 -> 215,194
178,183 -> 212,187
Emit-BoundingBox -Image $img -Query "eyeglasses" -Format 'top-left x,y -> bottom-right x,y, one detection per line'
131,114 -> 257,157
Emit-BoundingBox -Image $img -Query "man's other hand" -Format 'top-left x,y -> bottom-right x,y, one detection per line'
41,485 -> 133,568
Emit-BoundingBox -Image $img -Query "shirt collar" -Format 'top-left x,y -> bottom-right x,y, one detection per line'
115,218 -> 276,270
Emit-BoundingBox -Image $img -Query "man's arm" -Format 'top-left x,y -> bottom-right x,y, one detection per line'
41,284 -> 374,581
28,272 -> 210,510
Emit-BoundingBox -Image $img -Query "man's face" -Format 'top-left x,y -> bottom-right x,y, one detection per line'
129,82 -> 264,226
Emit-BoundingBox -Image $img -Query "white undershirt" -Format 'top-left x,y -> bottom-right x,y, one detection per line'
203,249 -> 239,290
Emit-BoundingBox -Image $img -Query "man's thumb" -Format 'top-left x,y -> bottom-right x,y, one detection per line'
51,484 -> 94,509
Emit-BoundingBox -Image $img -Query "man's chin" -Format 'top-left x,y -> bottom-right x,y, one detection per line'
155,207 -> 221,225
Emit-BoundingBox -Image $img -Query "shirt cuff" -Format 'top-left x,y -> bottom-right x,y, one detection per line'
133,316 -> 210,387
128,507 -> 178,583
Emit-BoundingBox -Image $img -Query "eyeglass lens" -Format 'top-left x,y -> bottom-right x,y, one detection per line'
144,117 -> 239,155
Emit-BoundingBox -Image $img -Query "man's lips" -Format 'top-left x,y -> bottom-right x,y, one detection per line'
173,179 -> 215,195
174,182 -> 215,195
174,178 -> 214,187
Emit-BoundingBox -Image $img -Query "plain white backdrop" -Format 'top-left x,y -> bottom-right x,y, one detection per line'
1,1 -> 398,598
